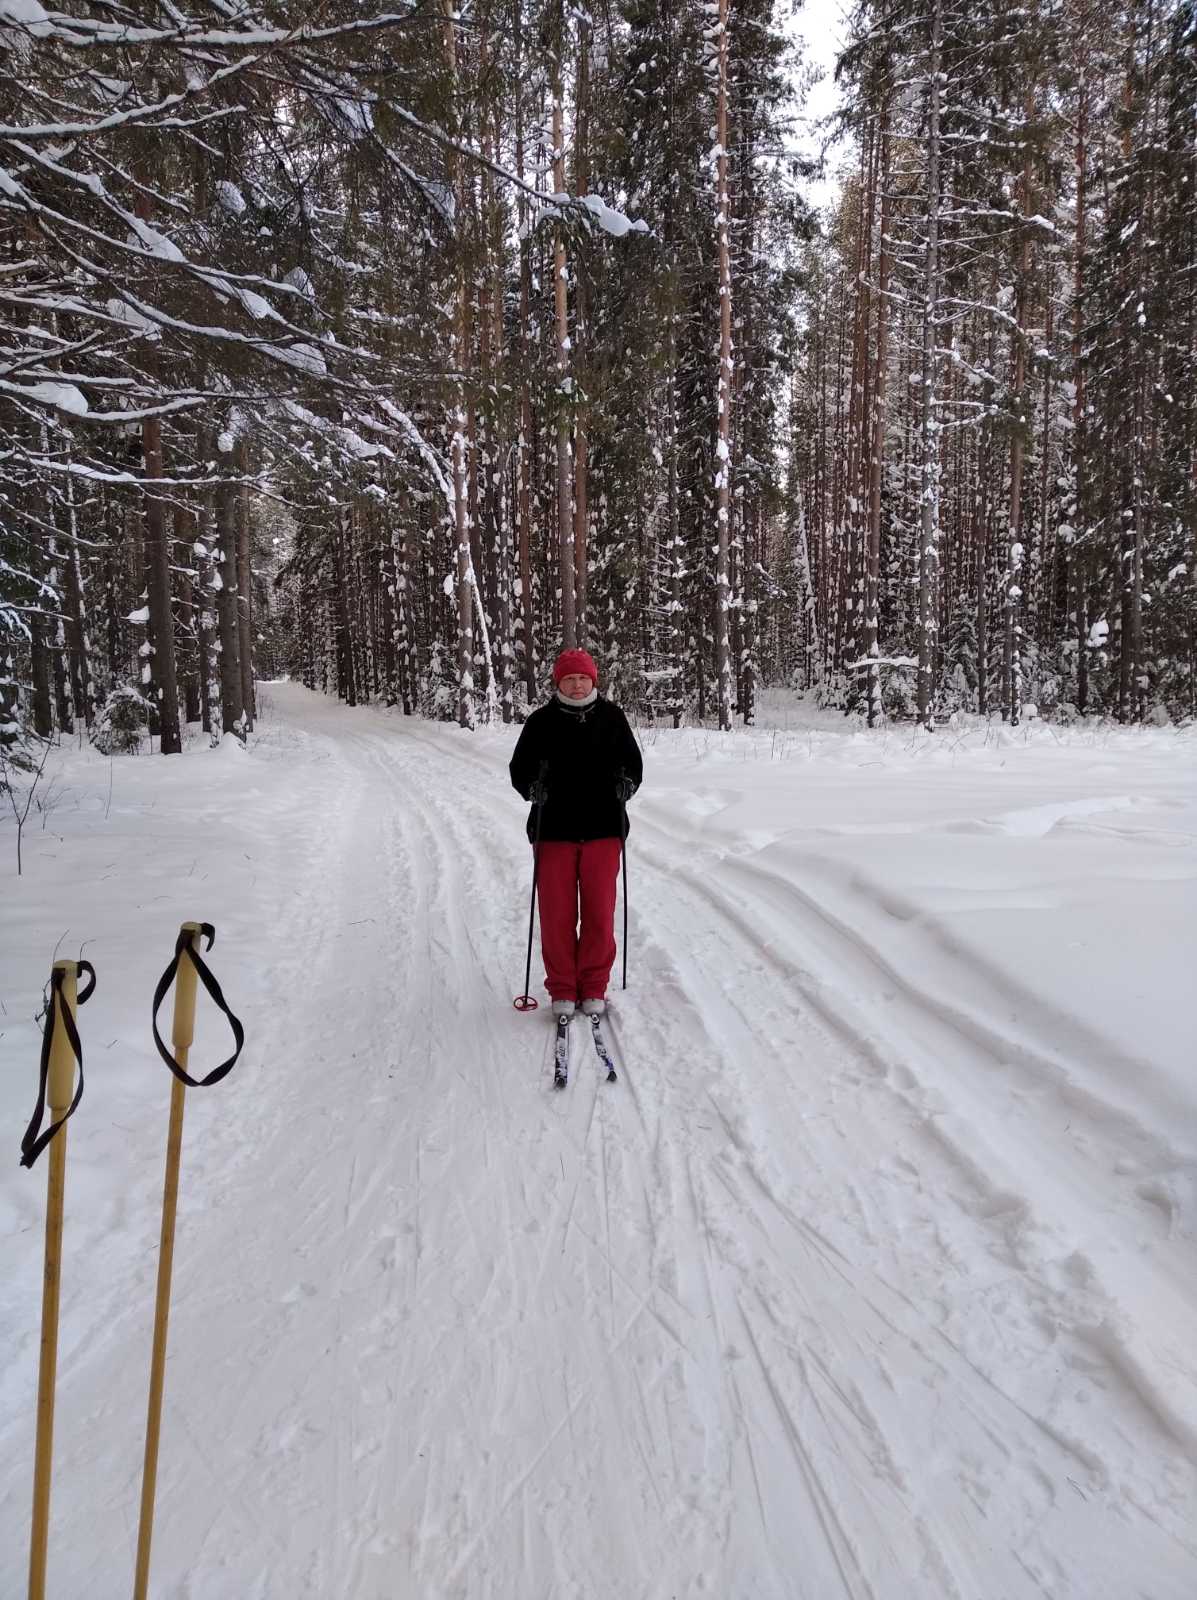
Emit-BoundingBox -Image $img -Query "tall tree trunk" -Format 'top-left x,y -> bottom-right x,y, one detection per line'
133,174 -> 182,755
236,438 -> 255,731
514,9 -> 537,703
395,529 -> 414,714
789,369 -> 820,691
332,507 -> 356,705
916,0 -> 944,731
714,0 -> 734,731
866,105 -> 892,728
175,504 -> 202,725
215,457 -> 244,736
1119,6 -> 1157,724
49,539 -> 73,735
1004,97 -> 1034,728
199,462 -> 220,741
142,416 -> 182,752
976,458 -> 990,715
482,75 -> 514,724
30,614 -> 53,737
442,0 -> 475,726
1036,294 -> 1054,674
0,647 -> 18,747
552,8 -> 576,650
573,14 -> 591,643
846,123 -> 878,690
63,480 -> 95,728
1073,59 -> 1090,713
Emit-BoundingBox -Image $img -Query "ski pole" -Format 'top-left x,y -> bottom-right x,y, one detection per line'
135,922 -> 244,1600
134,923 -> 201,1600
22,957 -> 95,1600
514,762 -> 548,1011
618,782 -> 629,991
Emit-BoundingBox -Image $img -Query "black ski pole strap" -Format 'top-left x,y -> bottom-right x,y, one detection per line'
20,961 -> 96,1170
151,923 -> 245,1088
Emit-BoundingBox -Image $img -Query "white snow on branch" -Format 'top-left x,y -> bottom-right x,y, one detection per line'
217,180 -> 247,216
1087,618 -> 1109,649
846,654 -> 918,670
106,296 -> 160,337
573,194 -> 650,239
379,399 -> 452,514
0,0 -> 51,34
228,284 -> 279,322
4,379 -> 89,414
282,400 -> 394,463
271,340 -> 328,377
285,266 -> 315,300
130,221 -> 185,263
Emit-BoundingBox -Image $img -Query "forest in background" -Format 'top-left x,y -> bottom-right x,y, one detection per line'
1,0 -> 1193,758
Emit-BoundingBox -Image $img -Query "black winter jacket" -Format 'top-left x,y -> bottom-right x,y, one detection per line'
509,696 -> 643,843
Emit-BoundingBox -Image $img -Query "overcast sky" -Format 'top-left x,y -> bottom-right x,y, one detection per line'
788,0 -> 851,212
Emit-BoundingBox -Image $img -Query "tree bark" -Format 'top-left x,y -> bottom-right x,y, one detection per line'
62,475 -> 94,727
514,8 -> 537,703
1073,61 -> 1090,713
552,7 -> 576,651
714,0 -> 734,731
573,14 -> 591,643
215,459 -> 244,736
175,504 -> 202,725
30,614 -> 53,737
236,438 -> 255,730
866,106 -> 892,728
49,540 -> 73,735
1004,96 -> 1034,728
916,0 -> 943,731
442,0 -> 475,726
142,416 -> 182,752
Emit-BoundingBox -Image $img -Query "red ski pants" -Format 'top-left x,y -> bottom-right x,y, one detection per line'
536,838 -> 623,1002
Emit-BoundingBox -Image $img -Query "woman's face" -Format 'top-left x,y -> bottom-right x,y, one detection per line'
559,673 -> 594,700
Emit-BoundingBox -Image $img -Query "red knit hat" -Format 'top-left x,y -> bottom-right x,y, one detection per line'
553,648 -> 598,686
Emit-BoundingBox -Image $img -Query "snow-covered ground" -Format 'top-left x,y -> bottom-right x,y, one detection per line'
1,683 -> 1194,1598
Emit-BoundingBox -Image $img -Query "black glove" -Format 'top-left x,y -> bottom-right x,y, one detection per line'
615,775 -> 636,802
529,779 -> 549,806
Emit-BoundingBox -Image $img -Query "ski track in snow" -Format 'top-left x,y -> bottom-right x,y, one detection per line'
1,682 -> 1194,1599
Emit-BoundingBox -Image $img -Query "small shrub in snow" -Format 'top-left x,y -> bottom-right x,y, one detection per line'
881,669 -> 918,723
418,642 -> 459,721
936,662 -> 976,720
1035,671 -> 1062,716
91,685 -> 152,754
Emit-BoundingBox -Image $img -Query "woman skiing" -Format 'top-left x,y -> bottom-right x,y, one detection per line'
510,649 -> 643,1017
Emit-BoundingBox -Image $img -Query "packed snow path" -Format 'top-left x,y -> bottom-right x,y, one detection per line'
1,685 -> 1194,1598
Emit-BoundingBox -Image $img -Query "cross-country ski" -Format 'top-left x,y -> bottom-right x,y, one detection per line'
553,1013 -> 571,1090
590,1015 -> 618,1084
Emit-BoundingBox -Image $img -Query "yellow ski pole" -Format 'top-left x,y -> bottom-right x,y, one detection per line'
133,921 -> 200,1600
24,957 -> 95,1600
134,921 -> 244,1600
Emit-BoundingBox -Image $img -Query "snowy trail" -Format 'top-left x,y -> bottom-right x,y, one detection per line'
1,684 -> 1194,1598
